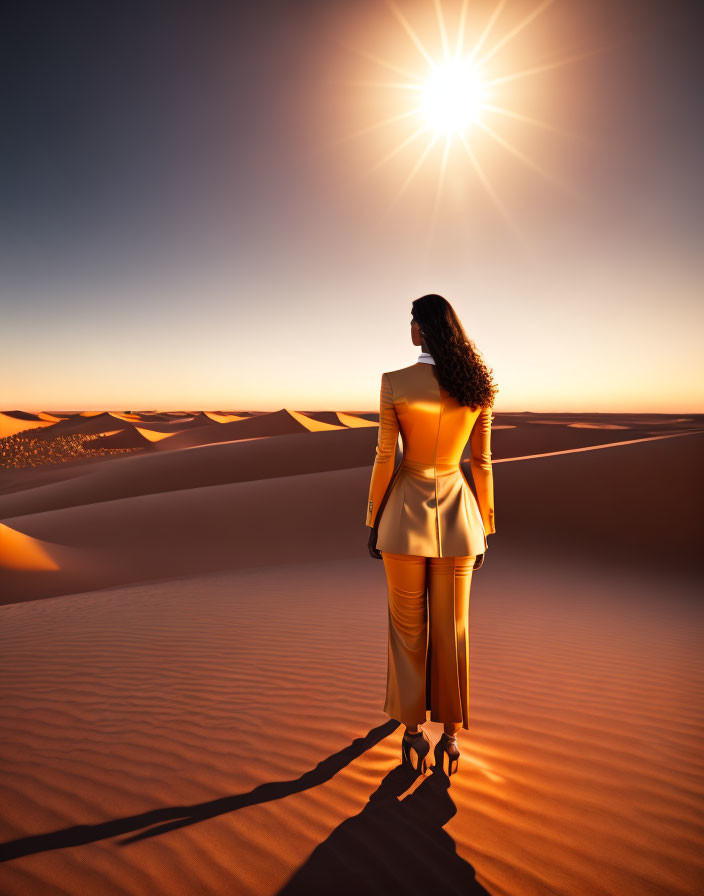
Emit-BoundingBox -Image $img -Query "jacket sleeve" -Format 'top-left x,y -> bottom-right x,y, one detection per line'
365,373 -> 400,528
469,405 -> 496,535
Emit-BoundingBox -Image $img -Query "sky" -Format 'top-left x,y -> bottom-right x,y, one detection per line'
1,0 -> 702,412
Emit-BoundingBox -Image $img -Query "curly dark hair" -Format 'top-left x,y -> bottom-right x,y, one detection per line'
411,294 -> 499,409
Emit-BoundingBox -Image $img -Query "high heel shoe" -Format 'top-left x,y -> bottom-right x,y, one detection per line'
401,728 -> 432,775
439,732 -> 461,777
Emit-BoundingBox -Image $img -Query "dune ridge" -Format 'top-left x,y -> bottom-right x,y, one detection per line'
0,414 -> 56,439
1,429 -> 702,604
0,426 -> 380,520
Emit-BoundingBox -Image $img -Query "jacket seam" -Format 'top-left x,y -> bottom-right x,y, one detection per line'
384,372 -> 396,407
434,393 -> 443,557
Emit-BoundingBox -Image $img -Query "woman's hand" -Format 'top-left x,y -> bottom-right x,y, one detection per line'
368,527 -> 383,560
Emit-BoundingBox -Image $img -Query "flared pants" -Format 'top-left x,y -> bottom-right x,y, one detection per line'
381,552 -> 476,730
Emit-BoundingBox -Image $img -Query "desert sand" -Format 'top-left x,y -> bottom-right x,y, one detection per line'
1,409 -> 703,895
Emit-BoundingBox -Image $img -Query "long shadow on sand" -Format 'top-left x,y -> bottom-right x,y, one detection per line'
1,720 -> 487,892
0,721 -> 398,861
277,745 -> 489,895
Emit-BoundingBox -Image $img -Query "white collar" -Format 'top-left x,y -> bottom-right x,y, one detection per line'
417,352 -> 436,365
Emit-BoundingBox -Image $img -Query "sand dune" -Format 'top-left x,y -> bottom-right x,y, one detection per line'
336,412 -> 378,428
19,412 -> 130,441
296,410 -> 346,426
0,415 -> 703,896
0,522 -> 60,570
2,419 -> 702,531
0,451 -> 134,497
14,411 -> 198,445
36,412 -> 70,422
125,420 -> 202,434
0,413 -> 56,439
287,410 -> 345,431
125,412 -> 184,423
494,429 -> 700,462
92,429 -> 128,439
344,411 -> 378,423
108,412 -> 145,422
499,412 -> 694,422
292,410 -> 379,430
109,412 -> 202,425
134,426 -> 183,443
2,429 -> 701,604
87,428 -> 157,450
1,411 -> 44,422
0,427 -> 380,519
204,412 -> 249,423
483,418 -> 697,457
0,465 -> 369,602
151,408 -> 340,451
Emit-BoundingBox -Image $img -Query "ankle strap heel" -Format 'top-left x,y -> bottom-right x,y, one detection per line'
401,728 -> 432,776
440,732 -> 461,777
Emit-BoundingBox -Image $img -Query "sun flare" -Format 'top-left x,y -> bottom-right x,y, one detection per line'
420,60 -> 487,135
337,0 -> 600,245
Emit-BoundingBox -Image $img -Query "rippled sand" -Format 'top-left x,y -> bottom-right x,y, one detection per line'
0,558 -> 701,895
1,413 -> 703,895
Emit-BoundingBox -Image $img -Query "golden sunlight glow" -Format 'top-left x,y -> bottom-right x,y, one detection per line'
337,0 -> 603,246
0,523 -> 60,571
420,60 -> 487,134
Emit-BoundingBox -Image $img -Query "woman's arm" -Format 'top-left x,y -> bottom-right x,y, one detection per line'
469,405 -> 496,535
365,373 -> 400,528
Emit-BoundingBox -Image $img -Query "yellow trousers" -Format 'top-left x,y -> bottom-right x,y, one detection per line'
381,552 -> 476,730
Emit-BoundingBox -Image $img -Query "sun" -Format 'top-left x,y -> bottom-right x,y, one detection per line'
335,0 -> 600,245
420,60 -> 487,135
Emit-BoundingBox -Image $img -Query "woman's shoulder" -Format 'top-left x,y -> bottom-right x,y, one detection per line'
383,362 -> 431,380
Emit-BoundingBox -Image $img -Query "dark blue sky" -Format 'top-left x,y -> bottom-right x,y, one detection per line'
2,0 -> 702,410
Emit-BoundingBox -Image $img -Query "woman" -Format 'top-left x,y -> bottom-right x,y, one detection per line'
366,294 -> 498,777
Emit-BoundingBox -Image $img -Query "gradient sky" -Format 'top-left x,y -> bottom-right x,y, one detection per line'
2,0 -> 702,412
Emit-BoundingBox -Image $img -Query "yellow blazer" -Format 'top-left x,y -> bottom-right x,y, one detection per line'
365,361 -> 496,557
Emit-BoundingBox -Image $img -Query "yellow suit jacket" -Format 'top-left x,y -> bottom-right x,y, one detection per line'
365,361 -> 496,557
